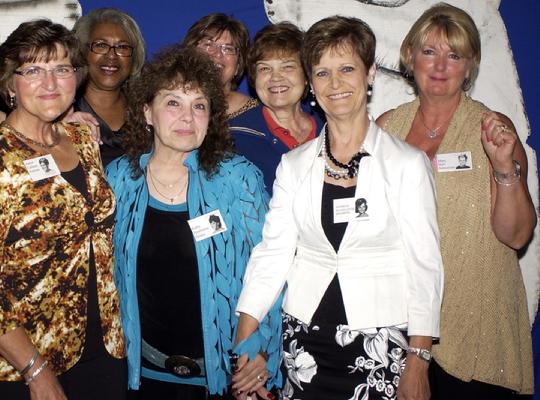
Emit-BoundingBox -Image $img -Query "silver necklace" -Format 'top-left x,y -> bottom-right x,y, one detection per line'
147,164 -> 186,204
417,108 -> 452,139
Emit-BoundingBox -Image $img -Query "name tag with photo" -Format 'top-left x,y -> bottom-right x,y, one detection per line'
23,154 -> 60,181
333,197 -> 370,224
436,151 -> 473,172
188,209 -> 228,241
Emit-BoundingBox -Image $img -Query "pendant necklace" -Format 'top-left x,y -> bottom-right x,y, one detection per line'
2,122 -> 61,148
147,163 -> 186,204
323,125 -> 370,180
417,107 -> 453,139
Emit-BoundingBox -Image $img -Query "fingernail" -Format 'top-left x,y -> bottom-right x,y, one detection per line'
267,393 -> 275,400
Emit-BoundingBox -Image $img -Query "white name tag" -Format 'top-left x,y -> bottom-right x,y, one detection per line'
436,151 -> 473,172
23,154 -> 60,181
187,209 -> 228,242
333,197 -> 370,224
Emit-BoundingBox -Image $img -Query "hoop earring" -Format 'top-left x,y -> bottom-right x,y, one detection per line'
309,88 -> 316,107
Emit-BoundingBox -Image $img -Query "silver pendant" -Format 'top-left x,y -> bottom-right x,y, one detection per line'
427,129 -> 438,139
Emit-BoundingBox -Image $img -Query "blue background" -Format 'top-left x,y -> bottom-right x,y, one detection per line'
80,0 -> 540,396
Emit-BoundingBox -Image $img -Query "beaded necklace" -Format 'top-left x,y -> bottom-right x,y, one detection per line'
323,125 -> 369,180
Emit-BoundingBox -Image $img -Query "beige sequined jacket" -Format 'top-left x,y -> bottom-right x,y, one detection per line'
0,122 -> 125,381
383,94 -> 533,394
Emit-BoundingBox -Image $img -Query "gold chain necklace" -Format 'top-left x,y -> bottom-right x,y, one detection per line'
417,107 -> 453,139
1,122 -> 61,148
147,163 -> 186,204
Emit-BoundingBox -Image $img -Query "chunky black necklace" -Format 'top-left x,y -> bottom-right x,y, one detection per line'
324,125 -> 370,179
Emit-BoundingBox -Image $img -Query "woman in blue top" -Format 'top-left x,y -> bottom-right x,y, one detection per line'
229,23 -> 324,195
106,46 -> 281,399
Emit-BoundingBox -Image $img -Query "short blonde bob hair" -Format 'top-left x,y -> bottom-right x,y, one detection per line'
400,2 -> 480,91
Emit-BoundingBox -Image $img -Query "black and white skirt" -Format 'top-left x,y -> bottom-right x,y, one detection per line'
279,313 -> 409,400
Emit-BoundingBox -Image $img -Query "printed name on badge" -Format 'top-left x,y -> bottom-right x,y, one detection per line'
333,197 -> 370,224
188,209 -> 228,242
436,151 -> 473,172
23,154 -> 60,181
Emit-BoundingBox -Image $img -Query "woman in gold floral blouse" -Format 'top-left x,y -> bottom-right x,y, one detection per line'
0,20 -> 125,400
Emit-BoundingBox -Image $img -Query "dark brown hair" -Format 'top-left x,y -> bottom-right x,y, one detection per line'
247,22 -> 305,88
123,45 -> 233,178
182,13 -> 249,88
0,19 -> 86,105
302,16 -> 376,80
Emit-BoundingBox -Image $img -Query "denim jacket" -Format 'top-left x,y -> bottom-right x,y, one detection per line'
106,151 -> 282,394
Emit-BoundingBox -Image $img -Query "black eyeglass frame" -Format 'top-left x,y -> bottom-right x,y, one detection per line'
89,41 -> 134,57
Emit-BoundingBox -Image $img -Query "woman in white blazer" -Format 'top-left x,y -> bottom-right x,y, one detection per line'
232,16 -> 443,400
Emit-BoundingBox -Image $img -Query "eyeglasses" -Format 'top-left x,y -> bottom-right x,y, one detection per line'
89,41 -> 134,57
198,40 -> 238,56
14,65 -> 77,81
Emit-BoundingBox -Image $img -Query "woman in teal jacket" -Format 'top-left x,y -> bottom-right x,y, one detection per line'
106,46 -> 281,398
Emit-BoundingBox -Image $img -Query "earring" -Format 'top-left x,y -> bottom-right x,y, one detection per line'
145,124 -> 153,134
309,88 -> 316,107
8,94 -> 16,109
367,84 -> 373,97
462,77 -> 471,91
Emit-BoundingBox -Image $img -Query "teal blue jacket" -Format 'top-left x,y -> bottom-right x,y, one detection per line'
106,151 -> 282,394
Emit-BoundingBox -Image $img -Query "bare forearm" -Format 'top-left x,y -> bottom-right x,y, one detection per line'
234,313 -> 260,346
491,180 -> 537,248
0,327 -> 39,372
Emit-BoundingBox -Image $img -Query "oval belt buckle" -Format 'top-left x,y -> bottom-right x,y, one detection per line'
165,355 -> 201,377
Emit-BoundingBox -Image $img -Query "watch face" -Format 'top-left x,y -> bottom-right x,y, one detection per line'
419,349 -> 432,361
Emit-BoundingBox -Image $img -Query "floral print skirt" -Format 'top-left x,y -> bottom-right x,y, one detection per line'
280,313 -> 409,400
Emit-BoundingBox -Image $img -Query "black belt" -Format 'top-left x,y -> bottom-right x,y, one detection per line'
141,338 -> 205,377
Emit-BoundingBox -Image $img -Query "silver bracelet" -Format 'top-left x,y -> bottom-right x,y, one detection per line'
493,160 -> 521,186
25,360 -> 48,385
19,350 -> 39,377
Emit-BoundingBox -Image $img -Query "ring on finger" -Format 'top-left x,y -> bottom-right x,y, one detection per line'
499,124 -> 510,132
256,374 -> 264,382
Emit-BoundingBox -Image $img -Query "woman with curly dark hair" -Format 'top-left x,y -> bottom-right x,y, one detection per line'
106,46 -> 282,399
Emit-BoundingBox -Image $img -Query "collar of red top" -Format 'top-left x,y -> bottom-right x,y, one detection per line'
262,106 -> 317,150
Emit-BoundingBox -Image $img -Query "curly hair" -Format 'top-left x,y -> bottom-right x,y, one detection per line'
0,19 -> 86,106
123,45 -> 233,178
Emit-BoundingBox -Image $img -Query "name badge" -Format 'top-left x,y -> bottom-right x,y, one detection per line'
23,154 -> 60,181
333,197 -> 370,224
187,209 -> 228,242
436,151 -> 472,172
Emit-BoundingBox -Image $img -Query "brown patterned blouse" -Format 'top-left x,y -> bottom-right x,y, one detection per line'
0,122 -> 125,381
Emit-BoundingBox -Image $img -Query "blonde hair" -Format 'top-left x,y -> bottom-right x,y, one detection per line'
400,2 -> 480,90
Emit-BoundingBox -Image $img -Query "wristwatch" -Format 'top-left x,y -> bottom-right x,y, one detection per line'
407,347 -> 432,363
493,160 -> 521,185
